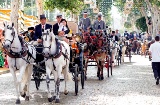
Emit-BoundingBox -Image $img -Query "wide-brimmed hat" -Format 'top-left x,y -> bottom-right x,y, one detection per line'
83,11 -> 88,14
97,12 -> 102,17
56,13 -> 62,18
40,14 -> 46,20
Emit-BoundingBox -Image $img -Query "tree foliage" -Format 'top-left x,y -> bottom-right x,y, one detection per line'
124,22 -> 132,29
136,16 -> 147,32
44,0 -> 84,14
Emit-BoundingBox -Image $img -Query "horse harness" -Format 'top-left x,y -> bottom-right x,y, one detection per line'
3,26 -> 35,70
42,33 -> 69,70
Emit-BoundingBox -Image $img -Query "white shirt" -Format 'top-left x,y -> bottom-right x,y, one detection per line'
58,23 -> 67,32
41,24 -> 46,29
149,42 -> 160,62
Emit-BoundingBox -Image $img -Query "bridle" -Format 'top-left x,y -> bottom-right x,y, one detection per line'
42,32 -> 52,50
3,26 -> 16,47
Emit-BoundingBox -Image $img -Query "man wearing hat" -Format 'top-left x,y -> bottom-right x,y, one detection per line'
79,11 -> 91,32
93,13 -> 106,37
110,31 -> 119,42
34,14 -> 52,66
34,14 -> 52,41
124,31 -> 129,40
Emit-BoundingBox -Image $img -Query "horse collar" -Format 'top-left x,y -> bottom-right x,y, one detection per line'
50,39 -> 62,58
4,48 -> 28,58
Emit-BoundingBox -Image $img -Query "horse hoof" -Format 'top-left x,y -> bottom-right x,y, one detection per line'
99,75 -> 104,80
85,76 -> 87,80
20,92 -> 26,98
53,96 -> 56,100
15,99 -> 21,104
64,90 -> 69,95
55,99 -> 60,103
25,96 -> 29,101
101,76 -> 104,80
48,97 -> 54,102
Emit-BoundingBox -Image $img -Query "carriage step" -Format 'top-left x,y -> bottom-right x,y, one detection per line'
88,65 -> 97,66
88,61 -> 96,62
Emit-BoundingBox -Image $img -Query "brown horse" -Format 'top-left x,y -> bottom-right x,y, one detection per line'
132,40 -> 141,55
145,40 -> 155,58
92,31 -> 106,80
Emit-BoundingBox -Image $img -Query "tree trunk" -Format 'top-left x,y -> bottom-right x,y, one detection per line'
10,0 -> 19,32
144,0 -> 160,37
36,0 -> 44,19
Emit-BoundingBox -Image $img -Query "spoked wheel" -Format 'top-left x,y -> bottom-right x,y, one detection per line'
117,55 -> 120,66
81,70 -> 85,89
120,55 -> 122,64
129,51 -> 131,62
110,56 -> 113,76
33,67 -> 41,90
34,77 -> 40,90
74,64 -> 79,95
106,56 -> 110,77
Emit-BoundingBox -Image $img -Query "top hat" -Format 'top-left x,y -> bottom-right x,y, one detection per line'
28,27 -> 34,31
40,14 -> 46,20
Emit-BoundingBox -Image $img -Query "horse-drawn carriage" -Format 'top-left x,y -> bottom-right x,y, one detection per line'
78,29 -> 113,80
31,30 -> 85,96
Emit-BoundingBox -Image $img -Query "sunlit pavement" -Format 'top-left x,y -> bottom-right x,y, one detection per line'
0,55 -> 160,105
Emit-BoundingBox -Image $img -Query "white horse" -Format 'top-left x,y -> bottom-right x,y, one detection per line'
119,37 -> 127,62
2,22 -> 36,104
121,42 -> 126,62
110,39 -> 119,66
41,29 -> 70,103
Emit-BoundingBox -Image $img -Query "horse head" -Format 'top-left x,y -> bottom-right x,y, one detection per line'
82,32 -> 91,43
95,30 -> 103,38
41,28 -> 53,56
3,22 -> 17,49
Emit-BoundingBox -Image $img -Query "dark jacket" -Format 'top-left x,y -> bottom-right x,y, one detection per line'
110,35 -> 119,41
53,23 -> 70,35
33,24 -> 52,41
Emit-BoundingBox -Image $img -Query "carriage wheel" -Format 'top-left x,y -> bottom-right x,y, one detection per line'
81,70 -> 85,89
120,55 -> 122,64
33,67 -> 41,90
110,56 -> 113,76
117,55 -> 120,66
129,51 -> 131,62
34,78 -> 40,90
74,64 -> 79,95
107,56 -> 110,77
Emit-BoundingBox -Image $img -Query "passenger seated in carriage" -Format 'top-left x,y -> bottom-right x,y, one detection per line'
56,19 -> 70,44
93,13 -> 106,38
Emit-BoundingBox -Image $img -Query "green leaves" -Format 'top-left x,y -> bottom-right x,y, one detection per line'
44,0 -> 84,14
136,16 -> 147,32
124,22 -> 132,29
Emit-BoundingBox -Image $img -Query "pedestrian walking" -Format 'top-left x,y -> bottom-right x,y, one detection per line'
149,36 -> 160,85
